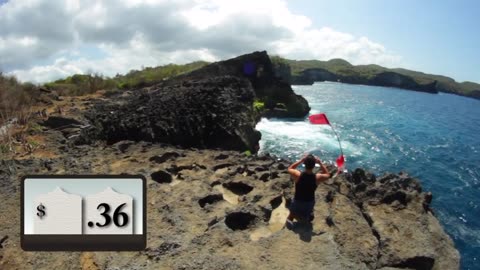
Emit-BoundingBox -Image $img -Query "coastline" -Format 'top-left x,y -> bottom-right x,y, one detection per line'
0,51 -> 461,269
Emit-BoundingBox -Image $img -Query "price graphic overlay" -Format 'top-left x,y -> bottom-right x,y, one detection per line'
21,175 -> 146,251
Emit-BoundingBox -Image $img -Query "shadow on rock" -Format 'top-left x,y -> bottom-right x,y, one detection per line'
291,222 -> 324,242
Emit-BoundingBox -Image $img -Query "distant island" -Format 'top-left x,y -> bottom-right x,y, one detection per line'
270,56 -> 480,99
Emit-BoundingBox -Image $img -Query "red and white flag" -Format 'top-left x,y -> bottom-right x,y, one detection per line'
308,113 -> 345,172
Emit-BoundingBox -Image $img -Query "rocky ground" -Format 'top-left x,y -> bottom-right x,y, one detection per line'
0,51 -> 459,269
0,135 -> 460,269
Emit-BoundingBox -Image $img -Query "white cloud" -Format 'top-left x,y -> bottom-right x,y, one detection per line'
1,0 -> 402,83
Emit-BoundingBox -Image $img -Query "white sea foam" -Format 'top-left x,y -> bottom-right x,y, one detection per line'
256,118 -> 362,159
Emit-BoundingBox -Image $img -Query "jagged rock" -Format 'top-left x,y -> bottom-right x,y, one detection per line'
77,52 -> 311,151
332,169 -> 460,269
80,76 -> 261,151
366,202 -> 459,269
173,51 -> 310,118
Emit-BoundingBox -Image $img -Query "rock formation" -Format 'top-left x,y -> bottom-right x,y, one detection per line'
173,51 -> 310,118
76,51 -> 310,152
78,76 -> 261,152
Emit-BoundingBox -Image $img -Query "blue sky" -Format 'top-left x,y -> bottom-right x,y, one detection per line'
0,0 -> 478,83
287,0 -> 480,82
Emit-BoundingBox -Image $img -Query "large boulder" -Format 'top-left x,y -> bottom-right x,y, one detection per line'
79,76 -> 261,151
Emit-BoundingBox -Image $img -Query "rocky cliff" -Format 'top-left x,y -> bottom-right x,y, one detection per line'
78,76 -> 261,152
173,51 -> 310,118
288,68 -> 438,94
269,57 -> 480,98
75,52 -> 310,153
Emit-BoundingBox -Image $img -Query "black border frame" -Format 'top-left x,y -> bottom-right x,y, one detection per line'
21,175 -> 147,251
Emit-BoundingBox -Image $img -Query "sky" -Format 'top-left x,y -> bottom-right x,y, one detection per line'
0,0 -> 478,83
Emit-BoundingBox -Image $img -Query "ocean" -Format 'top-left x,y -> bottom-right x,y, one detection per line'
256,82 -> 480,269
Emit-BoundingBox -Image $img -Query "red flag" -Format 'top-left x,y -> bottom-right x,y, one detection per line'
309,113 -> 330,125
336,154 -> 345,169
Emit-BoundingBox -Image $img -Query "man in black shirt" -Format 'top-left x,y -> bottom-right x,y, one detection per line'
286,154 -> 330,227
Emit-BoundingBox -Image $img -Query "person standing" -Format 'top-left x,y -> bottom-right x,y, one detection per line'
286,154 -> 330,227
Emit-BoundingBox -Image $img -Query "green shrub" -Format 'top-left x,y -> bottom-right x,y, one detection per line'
253,100 -> 265,111
0,72 -> 35,125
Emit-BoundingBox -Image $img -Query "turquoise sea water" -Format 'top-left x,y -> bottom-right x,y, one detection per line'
256,82 -> 480,269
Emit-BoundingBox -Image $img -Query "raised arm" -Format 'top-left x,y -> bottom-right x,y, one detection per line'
287,155 -> 306,183
314,156 -> 331,184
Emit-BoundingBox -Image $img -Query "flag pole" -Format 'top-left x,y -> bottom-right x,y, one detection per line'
308,113 -> 345,171
330,124 -> 343,156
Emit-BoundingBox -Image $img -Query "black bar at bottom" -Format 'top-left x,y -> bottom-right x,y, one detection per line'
22,235 -> 146,251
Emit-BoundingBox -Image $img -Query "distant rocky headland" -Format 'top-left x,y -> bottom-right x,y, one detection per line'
271,56 -> 480,99
0,51 -> 460,269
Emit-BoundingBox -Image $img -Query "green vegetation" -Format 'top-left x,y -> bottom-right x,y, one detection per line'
28,122 -> 44,133
0,72 -> 36,125
45,73 -> 117,96
253,99 -> 265,111
1,60 -> 210,127
270,56 -> 480,98
115,61 -> 209,89
42,61 -> 210,96
0,143 -> 10,154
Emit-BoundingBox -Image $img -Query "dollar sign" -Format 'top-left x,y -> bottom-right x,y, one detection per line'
37,203 -> 46,219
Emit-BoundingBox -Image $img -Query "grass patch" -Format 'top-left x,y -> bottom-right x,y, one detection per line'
253,100 -> 265,111
28,122 -> 43,133
114,61 -> 209,89
45,73 -> 117,96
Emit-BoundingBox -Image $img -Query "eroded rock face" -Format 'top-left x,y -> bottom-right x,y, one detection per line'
79,76 -> 261,151
70,52 -> 310,152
